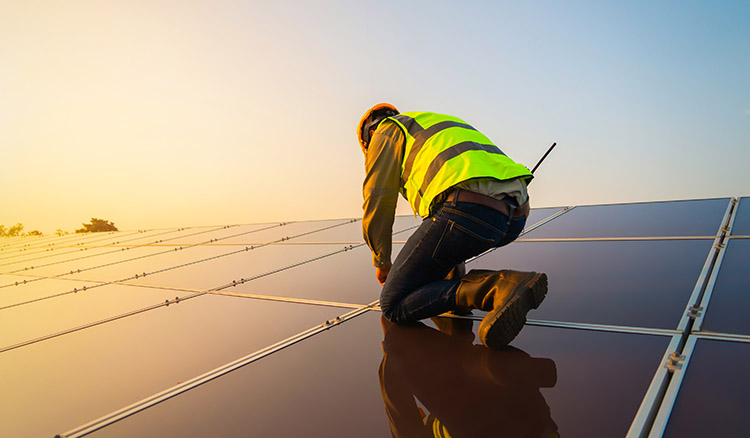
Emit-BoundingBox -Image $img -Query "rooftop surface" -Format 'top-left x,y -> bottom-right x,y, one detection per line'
1,197 -> 748,437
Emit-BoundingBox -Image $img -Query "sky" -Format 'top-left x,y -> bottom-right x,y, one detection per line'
1,0 -> 748,234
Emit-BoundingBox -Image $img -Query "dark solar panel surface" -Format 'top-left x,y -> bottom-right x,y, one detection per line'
468,240 -> 712,329
697,239 -> 750,336
91,314 -> 669,438
522,198 -> 729,239
730,197 -> 750,235
1,199 -> 747,438
662,339 -> 750,437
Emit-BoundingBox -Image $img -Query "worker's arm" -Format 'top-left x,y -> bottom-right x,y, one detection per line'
362,121 -> 404,284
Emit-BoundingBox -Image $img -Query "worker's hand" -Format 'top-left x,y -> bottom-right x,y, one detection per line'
376,263 -> 392,286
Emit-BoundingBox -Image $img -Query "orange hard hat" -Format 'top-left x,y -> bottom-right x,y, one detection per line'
357,103 -> 399,153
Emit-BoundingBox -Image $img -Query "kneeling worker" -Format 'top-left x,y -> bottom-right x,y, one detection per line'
358,103 -> 548,349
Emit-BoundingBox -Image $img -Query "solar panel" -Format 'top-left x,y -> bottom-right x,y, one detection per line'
695,239 -> 750,336
730,197 -> 750,235
660,339 -> 750,437
468,240 -> 713,329
1,198 -> 747,437
83,315 -> 671,438
0,298 -> 346,437
522,198 -> 729,239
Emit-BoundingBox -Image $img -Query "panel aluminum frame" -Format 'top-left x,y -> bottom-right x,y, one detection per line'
674,198 -> 735,334
647,335 -> 700,437
690,198 -> 738,332
627,334 -> 684,438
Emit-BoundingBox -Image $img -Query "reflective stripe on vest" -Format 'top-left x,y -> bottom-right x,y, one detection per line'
387,112 -> 533,217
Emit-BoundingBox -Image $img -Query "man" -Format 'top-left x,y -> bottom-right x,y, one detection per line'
359,103 -> 548,349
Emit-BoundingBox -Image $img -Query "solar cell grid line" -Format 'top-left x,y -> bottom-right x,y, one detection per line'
55,303 -> 379,438
0,224 -> 252,275
0,230 -> 141,262
0,233 -> 59,251
0,219 -> 398,314
0,223 -> 283,291
0,233 -> 149,267
6,226 -> 193,251
0,227 -> 191,272
0,221 -> 349,312
0,228 -> 395,352
0,226 -> 247,287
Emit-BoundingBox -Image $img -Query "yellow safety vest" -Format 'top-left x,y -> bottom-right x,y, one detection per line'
386,112 -> 533,217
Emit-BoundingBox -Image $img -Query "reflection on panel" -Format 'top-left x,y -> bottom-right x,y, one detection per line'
468,240 -> 712,329
92,312 -> 668,438
731,197 -> 750,235
235,244 -> 404,305
663,339 -> 750,437
522,199 -> 729,239
0,298 -> 343,438
89,311 -> 393,438
698,239 -> 750,335
122,244 -> 352,291
422,319 -> 670,438
0,283 -> 181,347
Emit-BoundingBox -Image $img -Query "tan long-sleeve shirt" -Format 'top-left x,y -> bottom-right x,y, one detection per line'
362,119 -> 528,268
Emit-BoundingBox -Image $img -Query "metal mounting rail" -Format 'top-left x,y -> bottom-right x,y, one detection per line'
436,313 -> 680,337
54,302 -> 377,438
627,197 -> 739,437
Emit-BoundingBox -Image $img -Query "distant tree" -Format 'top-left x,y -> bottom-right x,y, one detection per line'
76,218 -> 118,233
7,223 -> 24,237
0,225 -> 6,237
27,230 -> 43,236
56,229 -> 67,236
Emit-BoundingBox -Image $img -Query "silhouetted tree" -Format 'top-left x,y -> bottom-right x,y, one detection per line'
56,229 -> 67,236
7,223 -> 24,237
76,218 -> 118,233
27,230 -> 43,236
0,225 -> 6,237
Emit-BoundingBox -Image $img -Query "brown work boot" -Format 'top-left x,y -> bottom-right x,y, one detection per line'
445,262 -> 472,315
455,269 -> 548,349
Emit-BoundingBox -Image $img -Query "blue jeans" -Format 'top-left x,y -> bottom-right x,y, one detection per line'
380,197 -> 526,324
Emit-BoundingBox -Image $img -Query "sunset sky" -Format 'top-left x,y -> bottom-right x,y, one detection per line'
2,1 -> 748,234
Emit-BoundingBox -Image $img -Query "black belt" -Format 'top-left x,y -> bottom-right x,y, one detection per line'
443,189 -> 530,218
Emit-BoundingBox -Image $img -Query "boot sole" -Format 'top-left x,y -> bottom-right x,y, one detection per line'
479,273 -> 548,350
